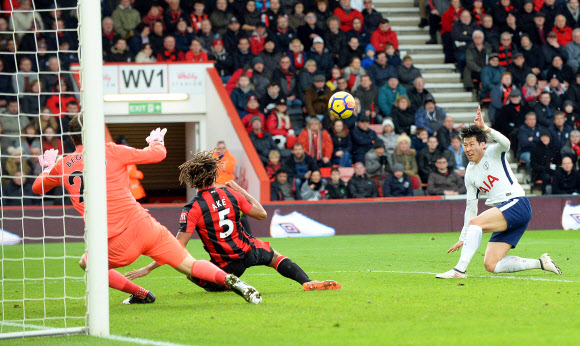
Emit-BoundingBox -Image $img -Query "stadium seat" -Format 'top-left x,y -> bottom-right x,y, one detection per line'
339,167 -> 354,181
369,124 -> 383,135
410,175 -> 421,190
320,167 -> 332,178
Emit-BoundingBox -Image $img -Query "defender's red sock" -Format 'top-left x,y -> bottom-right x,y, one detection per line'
108,269 -> 147,299
191,260 -> 227,286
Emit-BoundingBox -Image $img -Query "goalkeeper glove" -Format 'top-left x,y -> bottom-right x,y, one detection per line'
146,128 -> 167,146
39,149 -> 59,173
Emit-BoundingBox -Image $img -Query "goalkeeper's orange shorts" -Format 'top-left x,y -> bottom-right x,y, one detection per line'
108,215 -> 189,269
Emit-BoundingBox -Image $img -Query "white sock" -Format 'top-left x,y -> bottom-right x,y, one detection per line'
494,256 -> 541,273
455,225 -> 483,273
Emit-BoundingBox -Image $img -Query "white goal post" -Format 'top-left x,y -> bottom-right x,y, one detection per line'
0,0 -> 108,339
79,0 -> 109,338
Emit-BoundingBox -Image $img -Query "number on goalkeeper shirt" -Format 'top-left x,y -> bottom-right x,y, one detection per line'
68,170 -> 85,204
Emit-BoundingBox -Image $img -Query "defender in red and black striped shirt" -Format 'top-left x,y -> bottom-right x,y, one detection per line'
128,150 -> 340,291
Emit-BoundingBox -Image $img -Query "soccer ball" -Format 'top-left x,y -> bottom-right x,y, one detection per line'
328,91 -> 356,119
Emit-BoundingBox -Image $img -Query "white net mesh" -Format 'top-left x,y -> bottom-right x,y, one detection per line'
0,0 -> 87,337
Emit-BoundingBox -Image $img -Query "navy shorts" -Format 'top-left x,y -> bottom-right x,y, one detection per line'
490,197 -> 532,248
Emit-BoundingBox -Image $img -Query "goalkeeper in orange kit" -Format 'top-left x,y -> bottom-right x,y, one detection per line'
33,114 -> 262,304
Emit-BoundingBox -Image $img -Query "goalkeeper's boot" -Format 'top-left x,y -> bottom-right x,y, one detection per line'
436,268 -> 467,279
122,291 -> 156,305
539,253 -> 562,275
224,274 -> 262,304
303,280 -> 341,291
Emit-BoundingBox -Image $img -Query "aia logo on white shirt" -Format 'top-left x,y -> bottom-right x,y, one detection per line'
478,175 -> 499,193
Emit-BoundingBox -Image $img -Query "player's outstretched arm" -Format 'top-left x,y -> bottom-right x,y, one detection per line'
125,231 -> 193,280
32,149 -> 62,195
446,171 -> 478,254
113,128 -> 169,166
474,105 -> 510,150
225,180 -> 267,220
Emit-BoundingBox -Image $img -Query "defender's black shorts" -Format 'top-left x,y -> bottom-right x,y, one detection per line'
215,238 -> 274,277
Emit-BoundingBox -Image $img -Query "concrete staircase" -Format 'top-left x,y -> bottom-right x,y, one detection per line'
374,0 -> 534,193
374,0 -> 480,126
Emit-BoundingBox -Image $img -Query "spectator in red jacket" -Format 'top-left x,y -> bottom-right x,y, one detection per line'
441,0 -> 463,35
297,117 -> 334,167
553,14 -> 573,47
266,150 -> 282,180
45,79 -> 78,118
142,5 -> 165,31
266,98 -> 298,149
156,36 -> 185,61
370,18 -> 398,51
184,38 -> 208,62
333,0 -> 364,33
440,0 -> 463,63
250,22 -> 268,55
241,95 -> 266,133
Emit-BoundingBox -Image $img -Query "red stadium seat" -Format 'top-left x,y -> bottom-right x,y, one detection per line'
410,175 -> 421,190
320,167 -> 332,178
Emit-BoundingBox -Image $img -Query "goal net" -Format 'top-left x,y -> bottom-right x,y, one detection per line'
0,0 -> 108,339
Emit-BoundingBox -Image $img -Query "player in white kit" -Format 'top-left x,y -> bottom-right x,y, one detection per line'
436,107 -> 562,278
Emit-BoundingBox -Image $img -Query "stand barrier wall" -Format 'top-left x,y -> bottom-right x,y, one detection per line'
2,196 -> 574,242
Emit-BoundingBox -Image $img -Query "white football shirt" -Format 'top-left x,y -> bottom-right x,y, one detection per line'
460,129 -> 526,239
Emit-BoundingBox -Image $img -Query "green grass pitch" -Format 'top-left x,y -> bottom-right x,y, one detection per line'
2,230 -> 580,345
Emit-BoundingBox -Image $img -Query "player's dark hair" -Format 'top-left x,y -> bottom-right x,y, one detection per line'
68,114 -> 83,146
179,149 -> 220,189
460,125 -> 487,144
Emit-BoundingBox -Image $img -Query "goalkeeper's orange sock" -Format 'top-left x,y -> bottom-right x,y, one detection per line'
108,269 -> 147,299
191,260 -> 227,286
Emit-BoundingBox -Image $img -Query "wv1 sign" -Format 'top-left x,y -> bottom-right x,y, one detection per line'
102,63 -> 208,95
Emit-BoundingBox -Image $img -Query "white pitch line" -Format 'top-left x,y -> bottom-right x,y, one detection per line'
0,321 -> 194,346
101,334 -> 194,346
0,321 -> 51,330
143,270 -> 579,283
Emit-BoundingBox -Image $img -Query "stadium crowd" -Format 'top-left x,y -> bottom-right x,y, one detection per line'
3,0 -> 580,204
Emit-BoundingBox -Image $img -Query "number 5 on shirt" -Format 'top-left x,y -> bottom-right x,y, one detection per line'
219,208 -> 233,238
